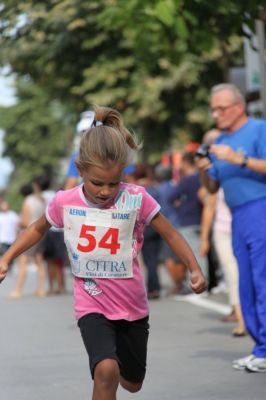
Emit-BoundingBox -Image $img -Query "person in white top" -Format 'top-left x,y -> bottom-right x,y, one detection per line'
199,129 -> 245,337
8,178 -> 47,298
0,200 -> 19,256
200,188 -> 246,336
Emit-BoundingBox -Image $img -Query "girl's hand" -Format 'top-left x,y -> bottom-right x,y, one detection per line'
0,262 -> 8,284
190,270 -> 207,294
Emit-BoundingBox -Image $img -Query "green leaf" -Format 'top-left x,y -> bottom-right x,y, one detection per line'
154,1 -> 175,27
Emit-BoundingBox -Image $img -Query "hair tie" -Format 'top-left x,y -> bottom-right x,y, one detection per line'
95,120 -> 103,127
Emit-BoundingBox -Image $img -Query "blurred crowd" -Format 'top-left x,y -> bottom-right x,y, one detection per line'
0,175 -> 67,298
0,138 -> 244,338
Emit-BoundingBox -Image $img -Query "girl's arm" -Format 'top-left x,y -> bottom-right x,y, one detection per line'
0,215 -> 51,282
150,212 -> 206,294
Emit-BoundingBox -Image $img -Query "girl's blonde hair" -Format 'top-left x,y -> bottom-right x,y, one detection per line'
77,106 -> 140,170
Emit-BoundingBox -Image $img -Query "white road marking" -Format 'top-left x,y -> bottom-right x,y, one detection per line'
173,294 -> 231,315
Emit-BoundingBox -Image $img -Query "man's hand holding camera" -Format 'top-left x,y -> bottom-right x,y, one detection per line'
210,144 -> 245,165
196,144 -> 245,168
196,155 -> 212,171
195,144 -> 212,171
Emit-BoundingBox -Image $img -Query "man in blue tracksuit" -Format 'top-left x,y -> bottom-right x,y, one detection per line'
197,83 -> 266,373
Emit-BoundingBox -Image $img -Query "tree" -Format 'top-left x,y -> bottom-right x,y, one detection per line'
0,0 -> 264,158
0,78 -> 71,207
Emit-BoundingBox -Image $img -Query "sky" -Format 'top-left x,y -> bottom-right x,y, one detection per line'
0,71 -> 16,189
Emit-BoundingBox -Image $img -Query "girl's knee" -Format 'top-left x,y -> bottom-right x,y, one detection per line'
94,358 -> 120,389
119,376 -> 143,393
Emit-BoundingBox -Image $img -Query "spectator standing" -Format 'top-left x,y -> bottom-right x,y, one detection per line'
197,130 -> 222,292
0,200 -> 19,256
8,177 -> 47,298
42,177 -> 67,295
43,226 -> 66,295
154,164 -> 186,294
197,83 -> 266,372
169,152 -> 208,290
134,163 -> 161,299
200,188 -> 246,336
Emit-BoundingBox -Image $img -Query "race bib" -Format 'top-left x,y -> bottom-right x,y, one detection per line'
63,206 -> 137,279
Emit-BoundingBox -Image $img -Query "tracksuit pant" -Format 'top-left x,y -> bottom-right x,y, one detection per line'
232,197 -> 266,357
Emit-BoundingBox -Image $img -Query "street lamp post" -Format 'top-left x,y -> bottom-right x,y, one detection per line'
256,18 -> 266,117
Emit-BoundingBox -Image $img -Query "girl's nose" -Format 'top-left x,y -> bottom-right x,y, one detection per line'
100,186 -> 112,196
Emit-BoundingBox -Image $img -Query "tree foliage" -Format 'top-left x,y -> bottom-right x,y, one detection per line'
0,78 -> 72,206
0,0 -> 264,175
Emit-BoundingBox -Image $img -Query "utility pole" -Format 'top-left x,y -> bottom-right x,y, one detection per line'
256,14 -> 266,117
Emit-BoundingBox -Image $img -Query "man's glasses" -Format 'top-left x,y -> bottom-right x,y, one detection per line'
210,103 -> 238,115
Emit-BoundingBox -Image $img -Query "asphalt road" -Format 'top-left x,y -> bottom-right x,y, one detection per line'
0,266 -> 265,400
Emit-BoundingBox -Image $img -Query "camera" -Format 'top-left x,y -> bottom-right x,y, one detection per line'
195,143 -> 210,158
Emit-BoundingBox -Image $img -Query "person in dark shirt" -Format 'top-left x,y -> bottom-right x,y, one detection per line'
134,163 -> 162,299
169,152 -> 208,289
154,165 -> 186,295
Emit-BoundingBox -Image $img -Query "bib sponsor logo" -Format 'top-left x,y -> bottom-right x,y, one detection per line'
69,208 -> 86,216
112,212 -> 130,220
85,260 -> 126,273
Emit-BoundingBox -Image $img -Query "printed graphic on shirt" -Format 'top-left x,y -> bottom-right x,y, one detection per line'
115,188 -> 143,210
84,278 -> 102,296
115,188 -> 144,259
64,207 -> 137,279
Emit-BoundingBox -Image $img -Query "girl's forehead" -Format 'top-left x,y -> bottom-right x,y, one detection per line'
87,164 -> 123,180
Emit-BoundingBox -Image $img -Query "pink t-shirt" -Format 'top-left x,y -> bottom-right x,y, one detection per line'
46,182 -> 160,321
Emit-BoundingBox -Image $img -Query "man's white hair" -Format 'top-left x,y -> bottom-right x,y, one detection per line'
211,83 -> 245,104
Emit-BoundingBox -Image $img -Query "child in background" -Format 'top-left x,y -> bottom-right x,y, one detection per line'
0,106 -> 206,399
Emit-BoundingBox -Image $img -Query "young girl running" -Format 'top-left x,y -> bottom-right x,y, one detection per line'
0,106 -> 206,399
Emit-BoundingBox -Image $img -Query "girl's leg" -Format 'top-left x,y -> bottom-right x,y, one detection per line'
117,317 -> 149,393
119,376 -> 142,393
93,359 -> 120,400
78,314 -> 121,400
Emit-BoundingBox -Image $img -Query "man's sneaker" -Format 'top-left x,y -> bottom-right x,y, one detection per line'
245,357 -> 266,373
232,354 -> 254,370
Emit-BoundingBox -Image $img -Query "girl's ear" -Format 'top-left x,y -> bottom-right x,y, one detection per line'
75,161 -> 83,177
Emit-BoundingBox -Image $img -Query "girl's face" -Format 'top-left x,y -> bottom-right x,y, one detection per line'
77,162 -> 123,205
